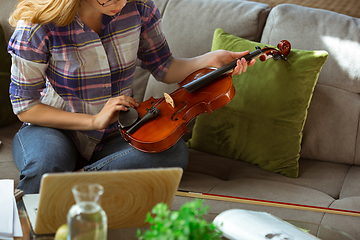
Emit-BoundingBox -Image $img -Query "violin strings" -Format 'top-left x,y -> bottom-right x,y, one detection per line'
150,87 -> 182,109
151,96 -> 165,108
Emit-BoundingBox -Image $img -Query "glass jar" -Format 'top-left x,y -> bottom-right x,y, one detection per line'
67,183 -> 108,240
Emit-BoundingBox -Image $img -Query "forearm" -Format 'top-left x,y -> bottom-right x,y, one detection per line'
162,50 -> 253,84
17,103 -> 96,131
162,53 -> 212,84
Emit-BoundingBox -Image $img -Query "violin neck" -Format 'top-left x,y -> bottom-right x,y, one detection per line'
182,49 -> 262,93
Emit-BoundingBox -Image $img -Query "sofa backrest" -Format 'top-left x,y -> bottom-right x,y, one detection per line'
0,0 -> 18,41
142,0 -> 271,101
0,0 -> 271,103
0,1 -> 16,42
261,4 -> 360,165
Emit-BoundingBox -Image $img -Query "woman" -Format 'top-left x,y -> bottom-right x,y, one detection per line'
8,0 -> 255,194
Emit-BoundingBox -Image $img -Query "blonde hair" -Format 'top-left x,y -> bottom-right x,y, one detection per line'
9,0 -> 81,27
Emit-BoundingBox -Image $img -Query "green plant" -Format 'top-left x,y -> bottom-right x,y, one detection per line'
137,199 -> 222,240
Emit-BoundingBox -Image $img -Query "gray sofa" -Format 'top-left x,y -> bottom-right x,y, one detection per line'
1,0 -> 360,239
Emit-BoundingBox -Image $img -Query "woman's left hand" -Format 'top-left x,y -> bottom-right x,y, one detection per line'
163,49 -> 256,84
209,50 -> 256,76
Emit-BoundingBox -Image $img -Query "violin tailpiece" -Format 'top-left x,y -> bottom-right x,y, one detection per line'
126,106 -> 160,134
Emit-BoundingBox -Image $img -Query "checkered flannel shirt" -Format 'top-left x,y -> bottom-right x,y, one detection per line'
8,0 -> 173,159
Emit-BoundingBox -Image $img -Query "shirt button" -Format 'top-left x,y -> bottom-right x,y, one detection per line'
105,83 -> 111,88
100,55 -> 106,60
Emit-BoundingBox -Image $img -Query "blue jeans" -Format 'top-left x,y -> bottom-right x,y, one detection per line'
12,125 -> 188,194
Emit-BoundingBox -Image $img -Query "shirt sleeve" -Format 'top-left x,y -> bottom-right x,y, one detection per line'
136,0 -> 173,82
7,21 -> 50,115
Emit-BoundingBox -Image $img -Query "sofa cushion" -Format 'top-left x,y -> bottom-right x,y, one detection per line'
322,197 -> 360,240
339,166 -> 360,199
261,4 -> 360,93
0,24 -> 16,127
143,0 -> 271,101
260,4 -> 360,165
185,149 -> 350,199
301,85 -> 360,165
0,126 -> 21,187
160,0 -> 270,58
187,29 -> 328,178
0,1 -> 17,42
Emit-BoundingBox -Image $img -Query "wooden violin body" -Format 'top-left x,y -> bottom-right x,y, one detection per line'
119,40 -> 291,153
120,69 -> 235,152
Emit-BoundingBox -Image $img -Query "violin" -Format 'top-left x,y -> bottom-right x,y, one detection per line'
118,40 -> 291,153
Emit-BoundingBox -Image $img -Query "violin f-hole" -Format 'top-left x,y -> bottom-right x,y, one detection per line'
171,101 -> 188,121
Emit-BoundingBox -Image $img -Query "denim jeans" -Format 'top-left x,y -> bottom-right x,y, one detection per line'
12,124 -> 189,194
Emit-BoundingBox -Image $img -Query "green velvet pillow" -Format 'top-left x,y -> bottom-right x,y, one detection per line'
0,24 -> 17,127
187,28 -> 328,178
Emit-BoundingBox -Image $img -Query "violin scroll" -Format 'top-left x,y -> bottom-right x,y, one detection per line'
181,40 -> 291,93
259,40 -> 291,62
277,40 -> 291,56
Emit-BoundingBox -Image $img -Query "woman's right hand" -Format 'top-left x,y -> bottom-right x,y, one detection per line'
16,95 -> 139,131
92,95 -> 140,130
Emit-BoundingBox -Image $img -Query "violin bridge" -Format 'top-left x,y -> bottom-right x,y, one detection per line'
164,93 -> 175,108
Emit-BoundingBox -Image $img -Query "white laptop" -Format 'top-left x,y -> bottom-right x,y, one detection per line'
22,167 -> 183,234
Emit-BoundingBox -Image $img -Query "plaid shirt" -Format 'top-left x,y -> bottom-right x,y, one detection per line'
8,0 -> 173,159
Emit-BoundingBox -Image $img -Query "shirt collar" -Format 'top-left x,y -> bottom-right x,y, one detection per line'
74,13 -> 118,30
75,14 -> 85,29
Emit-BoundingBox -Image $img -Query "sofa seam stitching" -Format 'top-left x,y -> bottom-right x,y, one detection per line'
207,180 -> 225,194
319,198 -> 336,226
338,165 -> 353,200
353,108 -> 360,165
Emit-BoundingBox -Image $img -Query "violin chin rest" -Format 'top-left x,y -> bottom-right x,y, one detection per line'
118,107 -> 139,128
